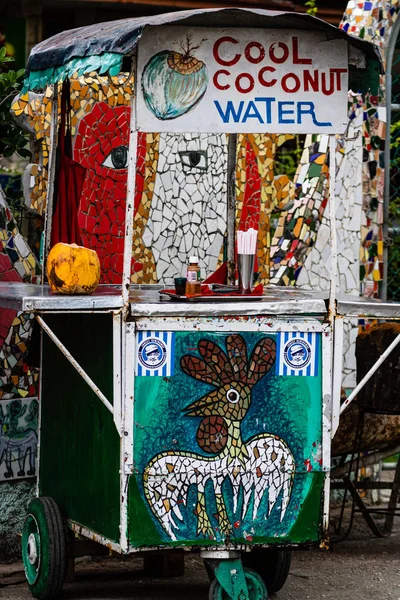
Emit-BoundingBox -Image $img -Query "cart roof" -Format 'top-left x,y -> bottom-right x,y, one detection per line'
25,7 -> 382,91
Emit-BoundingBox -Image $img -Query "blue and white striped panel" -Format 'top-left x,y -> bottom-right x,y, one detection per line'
275,332 -> 319,377
136,331 -> 175,377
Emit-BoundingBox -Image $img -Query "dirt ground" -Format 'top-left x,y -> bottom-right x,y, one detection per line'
1,512 -> 399,600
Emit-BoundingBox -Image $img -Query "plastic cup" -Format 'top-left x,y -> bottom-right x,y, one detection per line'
174,277 -> 187,295
238,254 -> 255,295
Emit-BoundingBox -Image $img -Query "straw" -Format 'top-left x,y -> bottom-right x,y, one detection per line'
237,228 -> 257,255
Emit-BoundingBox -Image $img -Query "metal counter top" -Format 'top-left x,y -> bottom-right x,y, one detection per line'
0,282 -> 124,311
337,295 -> 400,319
0,282 -> 328,315
129,287 -> 329,316
0,282 -> 399,319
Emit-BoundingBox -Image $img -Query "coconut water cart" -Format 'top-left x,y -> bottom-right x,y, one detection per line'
0,8 -> 393,600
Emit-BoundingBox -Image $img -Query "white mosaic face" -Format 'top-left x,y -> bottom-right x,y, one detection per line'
142,133 -> 228,283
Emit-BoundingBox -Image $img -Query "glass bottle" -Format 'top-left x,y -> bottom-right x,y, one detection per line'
185,256 -> 201,296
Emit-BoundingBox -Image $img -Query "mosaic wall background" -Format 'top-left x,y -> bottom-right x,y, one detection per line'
341,0 -> 399,47
0,187 -> 39,405
340,0 -> 400,299
0,397 -> 38,481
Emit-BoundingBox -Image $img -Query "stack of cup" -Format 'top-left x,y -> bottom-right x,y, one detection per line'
237,229 -> 257,295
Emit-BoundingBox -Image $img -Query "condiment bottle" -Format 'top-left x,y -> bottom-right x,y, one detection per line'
186,256 -> 201,296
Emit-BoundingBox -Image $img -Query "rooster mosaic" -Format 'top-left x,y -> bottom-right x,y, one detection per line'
143,334 -> 295,541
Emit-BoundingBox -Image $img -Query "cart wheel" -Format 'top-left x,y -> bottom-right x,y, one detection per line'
242,549 -> 291,595
22,497 -> 67,600
209,567 -> 267,600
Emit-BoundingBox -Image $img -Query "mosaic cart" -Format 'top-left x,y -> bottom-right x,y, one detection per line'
0,8 -> 398,600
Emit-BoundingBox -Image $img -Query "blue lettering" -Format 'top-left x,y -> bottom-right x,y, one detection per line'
278,101 -> 295,124
297,102 -> 332,127
255,97 -> 276,124
242,101 -> 263,123
214,100 -> 244,123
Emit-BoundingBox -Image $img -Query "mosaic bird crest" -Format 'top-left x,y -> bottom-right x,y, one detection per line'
180,334 -> 276,425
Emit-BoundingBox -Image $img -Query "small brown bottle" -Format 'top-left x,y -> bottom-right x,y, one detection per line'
185,256 -> 201,296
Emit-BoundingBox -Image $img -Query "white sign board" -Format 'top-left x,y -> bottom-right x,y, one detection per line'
137,27 -> 349,134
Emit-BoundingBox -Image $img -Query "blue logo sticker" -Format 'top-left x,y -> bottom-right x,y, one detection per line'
284,338 -> 312,370
136,332 -> 175,377
276,332 -> 319,377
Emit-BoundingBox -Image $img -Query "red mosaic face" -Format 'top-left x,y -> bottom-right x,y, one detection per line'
74,102 -> 147,284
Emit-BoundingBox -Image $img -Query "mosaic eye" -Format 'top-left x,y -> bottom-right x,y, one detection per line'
102,146 -> 128,169
226,388 -> 240,404
179,150 -> 207,172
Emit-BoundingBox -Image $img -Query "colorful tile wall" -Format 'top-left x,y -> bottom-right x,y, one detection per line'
340,0 -> 399,47
236,134 -> 295,283
0,187 -> 40,285
339,2 -> 399,297
0,187 -> 40,403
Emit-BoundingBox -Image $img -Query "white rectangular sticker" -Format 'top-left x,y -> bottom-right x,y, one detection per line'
276,332 -> 319,377
137,26 -> 348,134
136,331 -> 175,376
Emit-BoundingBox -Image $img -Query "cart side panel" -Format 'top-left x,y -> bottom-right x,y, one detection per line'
129,327 -> 325,549
40,314 -> 120,544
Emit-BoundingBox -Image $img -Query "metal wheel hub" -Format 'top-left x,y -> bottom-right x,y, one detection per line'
27,533 -> 39,565
22,513 -> 42,585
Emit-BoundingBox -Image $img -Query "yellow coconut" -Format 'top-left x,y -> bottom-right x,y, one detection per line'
46,243 -> 101,294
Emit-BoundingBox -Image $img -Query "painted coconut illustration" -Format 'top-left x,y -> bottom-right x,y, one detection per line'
142,34 -> 208,120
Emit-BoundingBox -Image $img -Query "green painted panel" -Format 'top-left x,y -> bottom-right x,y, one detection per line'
23,53 -> 123,93
40,314 -> 120,543
349,58 -> 381,96
129,329 -> 325,549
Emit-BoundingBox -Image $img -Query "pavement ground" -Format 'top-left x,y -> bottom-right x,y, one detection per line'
1,513 -> 399,600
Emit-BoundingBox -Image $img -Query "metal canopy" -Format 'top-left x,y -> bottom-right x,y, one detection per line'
26,7 -> 382,77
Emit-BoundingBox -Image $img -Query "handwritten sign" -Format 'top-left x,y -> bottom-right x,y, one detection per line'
137,27 -> 348,134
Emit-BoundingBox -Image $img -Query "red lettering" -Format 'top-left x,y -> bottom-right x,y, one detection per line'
269,42 -> 289,64
304,70 -> 319,92
321,71 -> 335,95
213,69 -> 231,90
213,36 -> 241,66
281,73 -> 301,93
292,37 -> 312,65
258,66 -> 277,88
244,41 -> 265,64
235,73 -> 255,94
331,68 -> 347,91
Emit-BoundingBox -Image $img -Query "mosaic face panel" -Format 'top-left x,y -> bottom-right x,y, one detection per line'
144,133 -> 227,281
132,330 -> 323,547
11,75 -> 302,286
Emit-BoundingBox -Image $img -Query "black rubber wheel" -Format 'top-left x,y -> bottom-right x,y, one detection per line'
242,549 -> 292,595
209,567 -> 267,600
21,497 -> 67,600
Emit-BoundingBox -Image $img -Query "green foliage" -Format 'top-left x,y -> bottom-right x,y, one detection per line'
305,0 -> 318,16
274,135 -> 304,180
0,46 -> 30,160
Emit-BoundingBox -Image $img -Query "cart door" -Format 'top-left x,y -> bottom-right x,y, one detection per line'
128,324 -> 326,549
